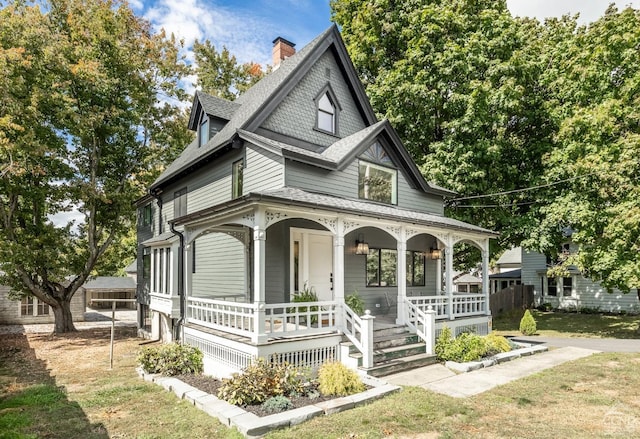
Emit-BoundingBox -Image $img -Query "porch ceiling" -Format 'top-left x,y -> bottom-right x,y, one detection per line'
173,187 -> 497,238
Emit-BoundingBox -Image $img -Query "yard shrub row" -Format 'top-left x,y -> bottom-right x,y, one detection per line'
435,327 -> 512,363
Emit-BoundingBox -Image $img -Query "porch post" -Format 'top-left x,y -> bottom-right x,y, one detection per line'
184,235 -> 192,321
482,239 -> 491,316
253,208 -> 267,344
396,233 -> 407,325
445,242 -> 454,320
334,218 -> 345,327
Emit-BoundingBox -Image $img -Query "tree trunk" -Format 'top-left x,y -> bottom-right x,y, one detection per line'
51,299 -> 77,333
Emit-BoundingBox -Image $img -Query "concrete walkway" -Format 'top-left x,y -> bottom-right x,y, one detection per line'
385,346 -> 599,398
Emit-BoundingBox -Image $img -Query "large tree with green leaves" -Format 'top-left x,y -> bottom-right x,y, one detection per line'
0,0 -> 188,332
331,0 -> 555,252
525,6 -> 640,292
193,39 -> 264,100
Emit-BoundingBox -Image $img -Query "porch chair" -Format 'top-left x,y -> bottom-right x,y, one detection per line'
383,292 -> 397,315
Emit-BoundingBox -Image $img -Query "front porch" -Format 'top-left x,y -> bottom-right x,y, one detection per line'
147,191 -> 495,376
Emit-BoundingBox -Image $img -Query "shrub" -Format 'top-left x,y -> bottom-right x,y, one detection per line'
217,359 -> 308,406
261,395 -> 293,413
435,326 -> 454,360
137,343 -> 203,376
519,309 -> 537,335
317,361 -> 365,396
484,333 -> 511,356
345,291 -> 365,315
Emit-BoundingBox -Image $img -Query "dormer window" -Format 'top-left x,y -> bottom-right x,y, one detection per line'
315,85 -> 340,135
198,115 -> 210,147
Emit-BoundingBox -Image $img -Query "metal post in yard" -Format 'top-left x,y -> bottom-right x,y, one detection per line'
110,300 -> 116,369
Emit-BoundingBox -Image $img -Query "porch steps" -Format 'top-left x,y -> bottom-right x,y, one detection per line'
343,325 -> 438,378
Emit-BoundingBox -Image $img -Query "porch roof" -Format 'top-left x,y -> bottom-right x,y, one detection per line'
173,186 -> 498,237
142,231 -> 179,246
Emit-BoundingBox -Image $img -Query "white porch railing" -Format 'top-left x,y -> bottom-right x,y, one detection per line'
341,304 -> 375,368
404,300 -> 436,354
407,294 -> 486,320
187,297 -> 339,342
264,300 -> 338,337
187,297 -> 256,338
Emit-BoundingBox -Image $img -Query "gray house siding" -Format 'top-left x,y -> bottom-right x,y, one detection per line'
344,228 -> 438,314
521,248 -> 640,312
0,284 -> 86,325
285,160 -> 444,215
191,232 -> 246,299
244,144 -> 284,194
261,50 -> 367,148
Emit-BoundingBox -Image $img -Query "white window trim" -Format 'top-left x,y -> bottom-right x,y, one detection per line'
359,160 -> 398,205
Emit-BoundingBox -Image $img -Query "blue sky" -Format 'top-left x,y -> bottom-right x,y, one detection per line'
129,0 -> 640,71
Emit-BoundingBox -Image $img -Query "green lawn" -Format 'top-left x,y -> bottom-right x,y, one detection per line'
493,309 -> 640,338
2,320 -> 639,439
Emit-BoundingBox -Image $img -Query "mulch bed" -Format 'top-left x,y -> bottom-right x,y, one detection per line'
174,374 -> 349,417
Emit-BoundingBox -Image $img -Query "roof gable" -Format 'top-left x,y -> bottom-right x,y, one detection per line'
188,91 -> 240,130
151,25 -> 377,191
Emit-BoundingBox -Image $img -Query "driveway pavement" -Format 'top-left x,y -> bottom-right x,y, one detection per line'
510,336 -> 640,352
0,308 -> 137,334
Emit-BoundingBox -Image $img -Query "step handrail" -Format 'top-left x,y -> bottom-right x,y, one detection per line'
404,299 -> 436,354
341,303 -> 375,368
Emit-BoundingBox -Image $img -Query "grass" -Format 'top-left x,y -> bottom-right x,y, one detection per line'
1,321 -> 639,438
0,329 -> 243,439
493,309 -> 640,338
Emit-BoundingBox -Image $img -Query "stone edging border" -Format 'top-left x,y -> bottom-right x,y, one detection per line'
444,343 -> 549,373
136,368 -> 401,438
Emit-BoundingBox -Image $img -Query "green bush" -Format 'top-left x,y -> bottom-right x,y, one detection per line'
434,326 -> 454,360
261,395 -> 293,413
345,291 -> 365,315
317,361 -> 365,396
519,309 -> 537,335
137,343 -> 203,376
484,333 -> 511,356
217,359 -> 308,406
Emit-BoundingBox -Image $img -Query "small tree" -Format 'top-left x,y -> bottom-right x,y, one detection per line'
519,310 -> 537,336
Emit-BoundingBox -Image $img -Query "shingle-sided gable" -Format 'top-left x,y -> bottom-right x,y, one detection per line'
260,49 -> 368,148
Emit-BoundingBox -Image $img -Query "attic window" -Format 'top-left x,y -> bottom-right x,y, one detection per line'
359,161 -> 397,205
199,115 -> 209,147
315,86 -> 340,135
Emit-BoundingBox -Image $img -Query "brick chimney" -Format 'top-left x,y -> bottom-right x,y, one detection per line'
272,37 -> 295,67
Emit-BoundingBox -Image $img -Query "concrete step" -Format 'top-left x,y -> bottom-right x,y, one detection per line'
364,352 -> 438,377
374,342 -> 426,363
372,332 -> 420,350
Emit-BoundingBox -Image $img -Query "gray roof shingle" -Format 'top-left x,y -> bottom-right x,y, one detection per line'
83,277 -> 135,290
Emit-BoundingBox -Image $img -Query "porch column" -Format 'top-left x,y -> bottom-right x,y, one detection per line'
253,209 -> 267,343
482,240 -> 491,316
184,238 -> 192,320
333,218 -> 345,327
445,243 -> 454,320
396,235 -> 407,325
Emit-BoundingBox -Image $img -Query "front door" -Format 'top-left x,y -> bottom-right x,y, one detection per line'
291,229 -> 333,301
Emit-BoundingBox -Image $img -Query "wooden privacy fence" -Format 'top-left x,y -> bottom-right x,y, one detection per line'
490,284 -> 534,317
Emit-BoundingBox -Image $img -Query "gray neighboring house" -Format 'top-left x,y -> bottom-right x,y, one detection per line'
135,26 -> 497,377
498,246 -> 640,312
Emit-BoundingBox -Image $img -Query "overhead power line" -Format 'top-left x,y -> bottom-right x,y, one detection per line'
449,172 -> 599,202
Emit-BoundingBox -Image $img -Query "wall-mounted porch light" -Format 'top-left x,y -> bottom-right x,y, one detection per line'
429,247 -> 442,260
355,233 -> 369,255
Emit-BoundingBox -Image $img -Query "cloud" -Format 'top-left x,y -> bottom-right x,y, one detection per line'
144,0 -> 277,68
